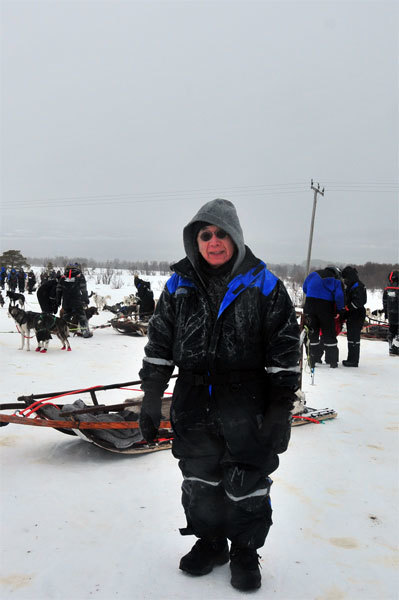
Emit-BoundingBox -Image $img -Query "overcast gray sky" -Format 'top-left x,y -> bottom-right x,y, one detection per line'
1,0 -> 398,266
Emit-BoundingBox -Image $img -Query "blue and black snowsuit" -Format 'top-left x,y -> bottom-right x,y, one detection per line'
303,268 -> 345,367
139,199 -> 300,550
342,266 -> 367,366
7,269 -> 18,292
0,267 -> 7,289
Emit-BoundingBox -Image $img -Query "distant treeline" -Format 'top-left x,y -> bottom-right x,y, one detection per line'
28,256 -> 172,276
28,255 -> 398,290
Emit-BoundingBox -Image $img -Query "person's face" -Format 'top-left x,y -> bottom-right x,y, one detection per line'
197,225 -> 235,268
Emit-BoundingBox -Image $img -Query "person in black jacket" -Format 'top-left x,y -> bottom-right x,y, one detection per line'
302,267 -> 345,368
138,199 -> 300,592
134,275 -> 155,319
56,265 -> 92,338
27,271 -> 36,294
17,268 -> 26,293
383,270 -> 399,356
37,278 -> 58,313
341,266 -> 367,367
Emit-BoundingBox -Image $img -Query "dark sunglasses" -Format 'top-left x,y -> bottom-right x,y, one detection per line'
198,229 -> 228,242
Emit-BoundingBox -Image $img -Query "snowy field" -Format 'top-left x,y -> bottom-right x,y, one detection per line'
0,270 -> 398,600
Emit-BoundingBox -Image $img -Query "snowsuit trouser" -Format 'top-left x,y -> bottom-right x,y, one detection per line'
305,310 -> 338,366
345,313 -> 364,364
173,421 -> 273,550
18,280 -> 25,293
63,307 -> 89,333
387,315 -> 399,355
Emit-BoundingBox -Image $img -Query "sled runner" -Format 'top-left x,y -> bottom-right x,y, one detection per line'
361,317 -> 389,340
0,379 -> 174,455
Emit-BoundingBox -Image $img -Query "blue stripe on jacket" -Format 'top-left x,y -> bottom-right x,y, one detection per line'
303,272 -> 345,310
166,263 -> 278,319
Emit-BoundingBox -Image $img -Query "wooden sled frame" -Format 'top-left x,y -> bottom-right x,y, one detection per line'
0,378 -> 175,454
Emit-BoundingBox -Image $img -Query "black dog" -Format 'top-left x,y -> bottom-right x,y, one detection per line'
7,290 -> 25,308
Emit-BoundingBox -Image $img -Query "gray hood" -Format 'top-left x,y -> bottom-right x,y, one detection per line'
183,198 -> 245,275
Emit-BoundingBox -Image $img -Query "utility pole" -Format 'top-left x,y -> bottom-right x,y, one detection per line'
305,179 -> 325,277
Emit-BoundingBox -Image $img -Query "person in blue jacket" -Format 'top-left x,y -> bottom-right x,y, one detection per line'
138,199 -> 300,592
7,268 -> 18,292
303,266 -> 345,368
0,267 -> 7,290
341,266 -> 367,366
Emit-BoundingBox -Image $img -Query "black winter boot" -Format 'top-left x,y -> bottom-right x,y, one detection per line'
230,545 -> 261,591
179,538 -> 229,576
342,342 -> 360,367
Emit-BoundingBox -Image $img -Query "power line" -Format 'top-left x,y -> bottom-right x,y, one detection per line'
2,181 -> 398,210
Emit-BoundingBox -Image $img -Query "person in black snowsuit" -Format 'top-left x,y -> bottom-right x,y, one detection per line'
302,267 -> 345,368
17,269 -> 26,293
37,278 -> 59,313
134,275 -> 155,320
341,266 -> 367,367
138,199 -> 300,592
0,267 -> 7,290
7,269 -> 18,292
56,265 -> 92,337
27,271 -> 36,294
382,270 -> 399,356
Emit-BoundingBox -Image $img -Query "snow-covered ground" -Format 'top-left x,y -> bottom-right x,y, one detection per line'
1,271 -> 398,600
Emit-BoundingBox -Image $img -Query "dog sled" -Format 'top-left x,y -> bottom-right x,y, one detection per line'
361,316 -> 389,340
111,317 -> 149,336
0,379 -> 174,455
0,378 -> 337,455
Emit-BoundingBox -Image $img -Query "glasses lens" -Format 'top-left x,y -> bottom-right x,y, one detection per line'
199,229 -> 228,242
199,231 -> 213,242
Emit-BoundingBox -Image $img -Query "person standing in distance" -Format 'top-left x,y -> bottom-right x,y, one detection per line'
341,266 -> 367,367
138,198 -> 300,592
383,270 -> 399,356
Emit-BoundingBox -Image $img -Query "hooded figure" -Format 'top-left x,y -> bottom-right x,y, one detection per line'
383,270 -> 399,355
138,199 -> 300,592
341,266 -> 367,366
27,271 -> 36,294
56,266 -> 92,337
302,266 -> 345,368
134,276 -> 155,319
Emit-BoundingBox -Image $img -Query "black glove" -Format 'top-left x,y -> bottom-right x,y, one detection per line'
261,387 -> 296,454
139,393 -> 162,443
339,309 -> 348,320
